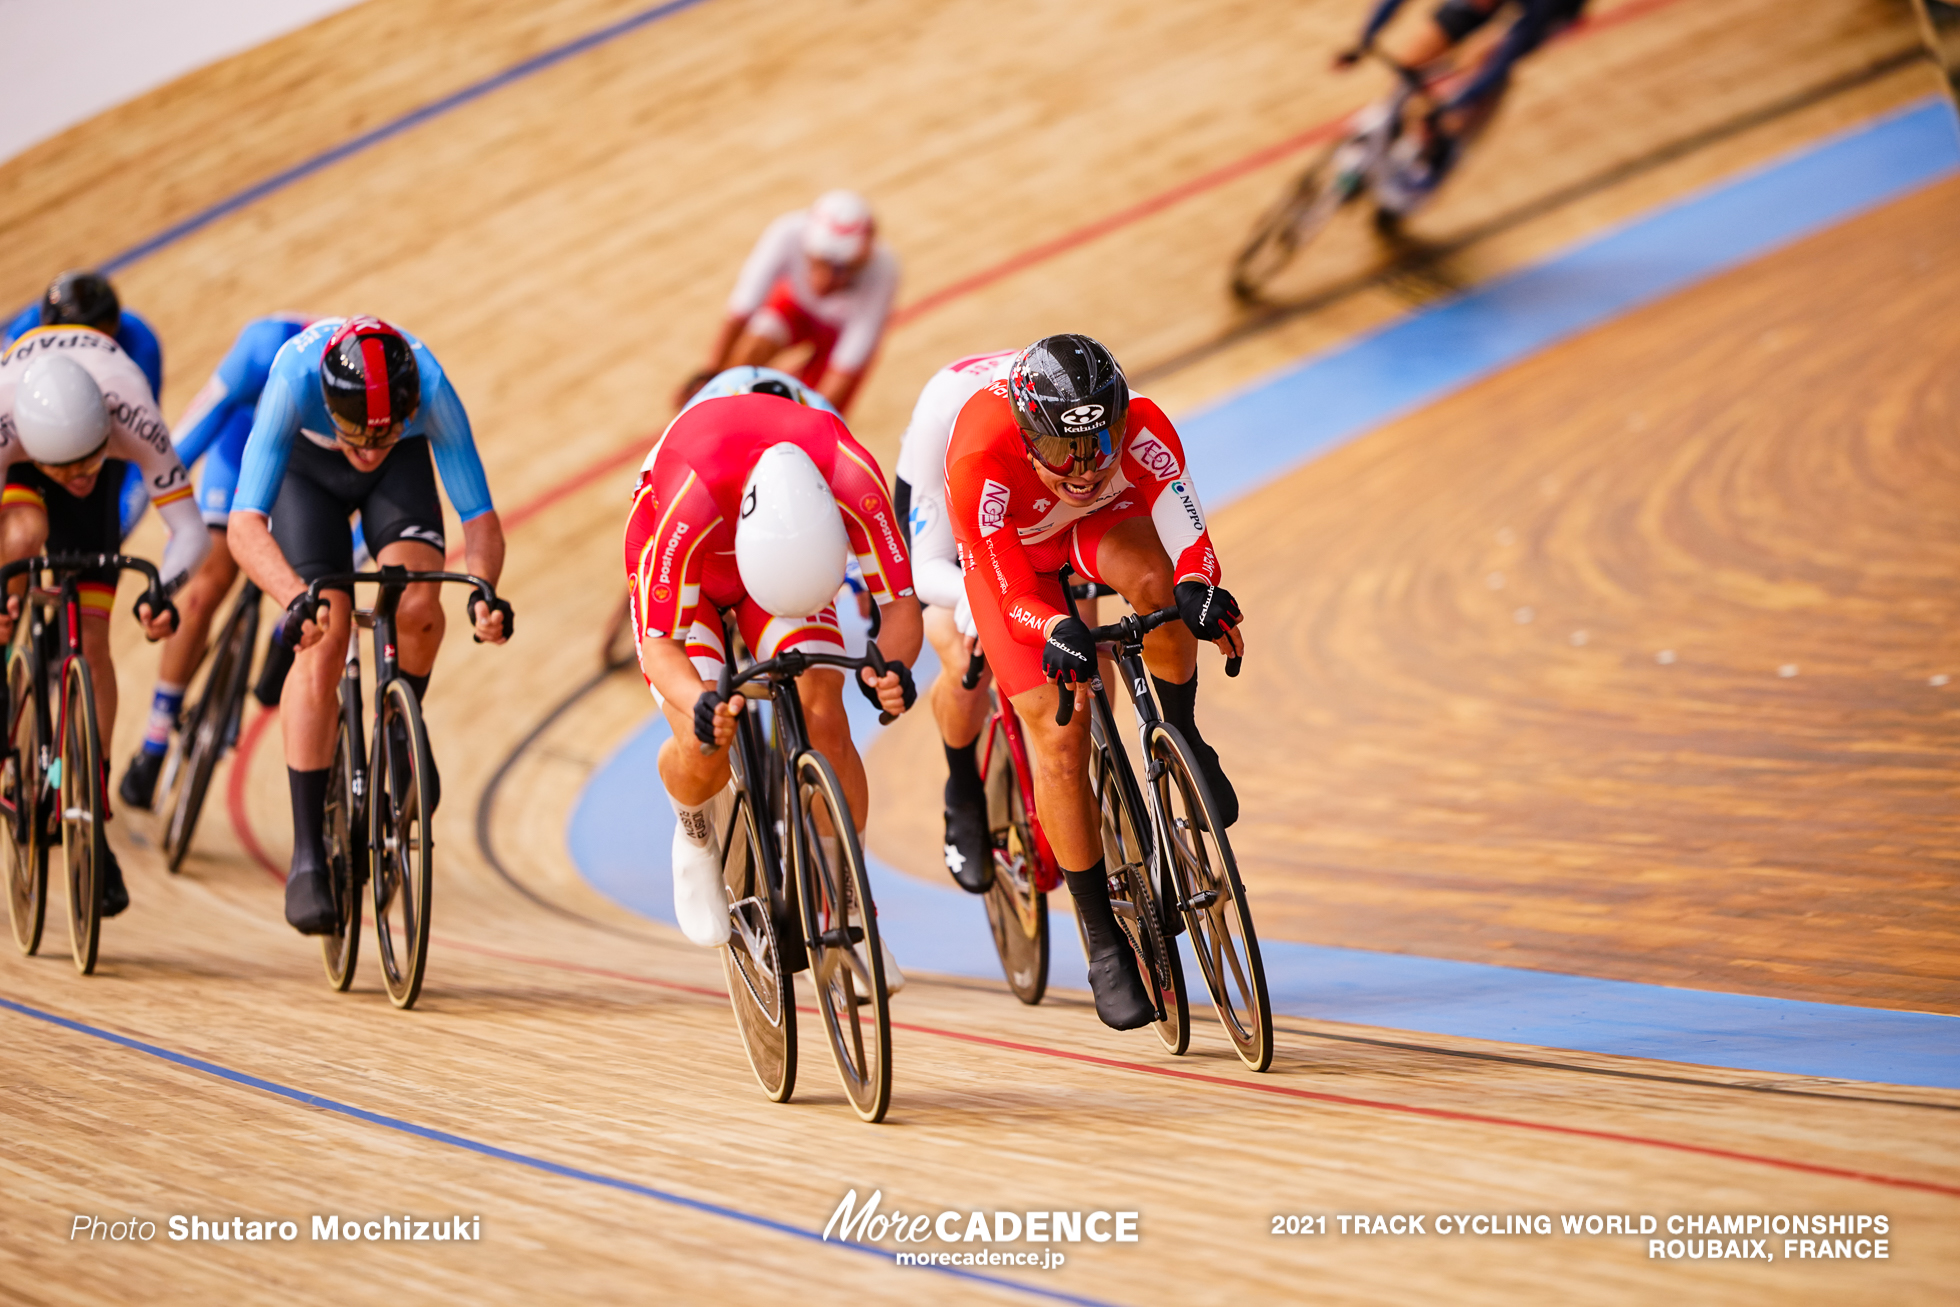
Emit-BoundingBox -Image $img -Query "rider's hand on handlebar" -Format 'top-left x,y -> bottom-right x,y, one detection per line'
469,595 -> 514,645
692,688 -> 746,750
857,661 -> 916,717
277,591 -> 331,652
134,596 -> 179,642
0,593 -> 18,645
1175,579 -> 1245,660
1332,45 -> 1364,70
1042,616 -> 1096,686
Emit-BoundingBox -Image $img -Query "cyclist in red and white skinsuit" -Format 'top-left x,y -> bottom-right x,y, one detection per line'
624,391 -> 921,957
678,191 -> 900,417
947,335 -> 1244,1031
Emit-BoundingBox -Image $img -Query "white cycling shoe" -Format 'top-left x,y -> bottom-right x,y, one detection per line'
670,787 -> 734,947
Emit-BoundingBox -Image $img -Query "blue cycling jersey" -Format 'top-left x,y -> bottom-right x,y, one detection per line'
232,318 -> 494,522
5,304 -> 163,402
173,315 -> 312,525
1359,0 -> 1588,110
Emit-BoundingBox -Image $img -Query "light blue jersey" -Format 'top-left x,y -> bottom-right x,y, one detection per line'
172,315 -> 313,525
681,365 -> 840,419
232,318 -> 493,522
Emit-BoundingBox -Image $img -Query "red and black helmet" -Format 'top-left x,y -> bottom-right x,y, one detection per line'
319,316 -> 420,445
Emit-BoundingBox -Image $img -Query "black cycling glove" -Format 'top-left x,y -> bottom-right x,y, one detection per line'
692,689 -> 729,748
469,593 -> 516,643
133,589 -> 179,637
1174,580 -> 1241,641
856,659 -> 917,713
276,591 -> 325,649
1042,617 -> 1097,686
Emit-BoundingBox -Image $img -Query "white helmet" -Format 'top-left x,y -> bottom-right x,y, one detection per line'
736,443 -> 850,618
14,353 -> 110,464
803,190 -> 874,264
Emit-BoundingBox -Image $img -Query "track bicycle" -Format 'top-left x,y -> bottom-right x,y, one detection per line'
711,622 -> 900,1122
154,580 -> 265,871
1052,577 -> 1274,1071
1231,51 -> 1441,301
2,553 -> 176,974
260,566 -> 511,1009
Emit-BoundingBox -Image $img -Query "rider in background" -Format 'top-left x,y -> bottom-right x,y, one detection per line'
891,350 -> 1016,894
947,336 -> 1243,1031
227,316 -> 510,936
1336,0 -> 1589,226
623,390 -> 919,966
118,314 -> 315,810
677,191 -> 899,417
0,329 -> 210,918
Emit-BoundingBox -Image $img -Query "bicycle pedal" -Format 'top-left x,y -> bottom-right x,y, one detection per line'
1186,889 -> 1222,911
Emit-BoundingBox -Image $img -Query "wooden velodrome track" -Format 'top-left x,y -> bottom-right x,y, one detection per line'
2,1 -> 1956,1303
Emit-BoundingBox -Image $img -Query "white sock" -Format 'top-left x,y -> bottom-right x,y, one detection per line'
670,792 -> 715,848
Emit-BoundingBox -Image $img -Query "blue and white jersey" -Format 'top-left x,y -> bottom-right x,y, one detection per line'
232,318 -> 494,522
5,304 -> 163,403
171,314 -> 313,525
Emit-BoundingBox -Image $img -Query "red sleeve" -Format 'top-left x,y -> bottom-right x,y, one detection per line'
623,462 -> 722,641
947,440 -> 1060,646
1122,398 -> 1221,587
826,429 -> 914,604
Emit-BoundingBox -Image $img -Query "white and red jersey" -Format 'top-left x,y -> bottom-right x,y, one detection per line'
624,393 -> 912,643
0,326 -> 210,591
727,211 -> 901,376
947,384 -> 1219,646
893,350 -> 1014,611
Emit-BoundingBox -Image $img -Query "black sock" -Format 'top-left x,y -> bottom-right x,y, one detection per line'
400,671 -> 430,703
944,740 -> 983,805
1064,861 -> 1120,955
1153,673 -> 1198,738
288,767 -> 329,871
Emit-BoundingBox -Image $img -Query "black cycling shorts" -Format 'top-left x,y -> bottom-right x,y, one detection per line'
268,437 -> 447,594
1433,0 -> 1503,42
3,460 -> 127,603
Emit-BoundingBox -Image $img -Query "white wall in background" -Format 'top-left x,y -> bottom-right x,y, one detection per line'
0,0 -> 368,163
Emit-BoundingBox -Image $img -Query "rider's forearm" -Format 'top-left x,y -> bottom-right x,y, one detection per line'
226,510 -> 309,607
819,367 -> 863,415
704,315 -> 745,372
461,510 -> 505,588
639,633 -> 713,707
874,594 -> 923,667
1359,0 -> 1409,45
154,494 -> 214,594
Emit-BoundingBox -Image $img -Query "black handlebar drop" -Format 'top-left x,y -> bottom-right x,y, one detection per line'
961,651 -> 986,692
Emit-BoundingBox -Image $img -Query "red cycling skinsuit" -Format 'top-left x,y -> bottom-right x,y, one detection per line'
945,383 -> 1221,699
623,393 -> 912,704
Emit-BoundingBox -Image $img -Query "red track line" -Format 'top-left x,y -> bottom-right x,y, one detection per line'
436,937 -> 1960,1201
226,705 -> 286,883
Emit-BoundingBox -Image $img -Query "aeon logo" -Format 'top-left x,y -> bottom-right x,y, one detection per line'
1128,434 -> 1179,481
977,479 -> 1010,536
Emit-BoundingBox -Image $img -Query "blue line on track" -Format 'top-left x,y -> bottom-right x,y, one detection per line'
569,97 -> 1960,1091
98,0 -> 715,276
0,992 -> 1123,1307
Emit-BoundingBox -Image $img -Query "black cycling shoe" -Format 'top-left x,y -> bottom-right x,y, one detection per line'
284,862 -> 338,936
1185,732 -> 1239,828
98,845 -> 130,918
942,784 -> 993,895
119,750 -> 162,812
1086,946 -> 1156,1031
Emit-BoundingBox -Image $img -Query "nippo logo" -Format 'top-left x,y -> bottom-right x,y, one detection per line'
1128,434 -> 1180,481
977,479 -> 1010,536
1059,403 -> 1105,431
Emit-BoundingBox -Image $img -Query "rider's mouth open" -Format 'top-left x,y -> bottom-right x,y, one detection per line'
1060,478 -> 1098,500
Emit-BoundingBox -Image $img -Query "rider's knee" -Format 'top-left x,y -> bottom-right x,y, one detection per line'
396,584 -> 444,638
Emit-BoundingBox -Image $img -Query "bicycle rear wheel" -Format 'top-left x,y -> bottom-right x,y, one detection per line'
721,782 -> 796,1102
161,593 -> 253,871
1094,745 -> 1188,1054
1229,145 -> 1353,301
4,640 -> 48,955
321,705 -> 364,991
980,711 -> 1048,1004
793,749 -> 891,1123
370,678 -> 434,1009
1147,724 -> 1272,1071
59,657 -> 106,976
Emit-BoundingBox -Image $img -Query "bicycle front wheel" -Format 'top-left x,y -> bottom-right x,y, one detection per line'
721,782 -> 796,1102
370,678 -> 434,1009
59,657 -> 106,976
4,641 -> 48,955
321,704 -> 364,991
1229,144 -> 1352,302
1147,723 -> 1272,1071
1094,746 -> 1187,1054
980,711 -> 1048,1004
793,749 -> 891,1123
161,594 -> 252,871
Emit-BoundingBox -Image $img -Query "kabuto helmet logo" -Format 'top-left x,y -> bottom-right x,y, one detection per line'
1059,403 -> 1106,433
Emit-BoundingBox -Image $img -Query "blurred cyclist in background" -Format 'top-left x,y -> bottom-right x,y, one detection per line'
119,314 -> 316,809
1336,0 -> 1589,226
677,190 -> 900,417
891,350 -> 1016,894
624,386 -> 919,968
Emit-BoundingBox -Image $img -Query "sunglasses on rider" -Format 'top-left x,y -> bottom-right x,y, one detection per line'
1024,418 -> 1122,477
328,411 -> 404,450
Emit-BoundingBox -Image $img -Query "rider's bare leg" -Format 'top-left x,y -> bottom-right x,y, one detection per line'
927,604 -> 997,891
926,605 -> 990,748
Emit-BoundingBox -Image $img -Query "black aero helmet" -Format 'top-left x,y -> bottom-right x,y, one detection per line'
1006,334 -> 1129,473
42,270 -> 121,334
319,316 -> 421,445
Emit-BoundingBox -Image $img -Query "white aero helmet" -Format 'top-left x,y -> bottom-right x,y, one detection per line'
736,442 -> 850,619
803,190 -> 874,265
14,353 -> 111,464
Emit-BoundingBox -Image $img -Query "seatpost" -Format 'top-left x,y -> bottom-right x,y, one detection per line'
371,564 -> 409,690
